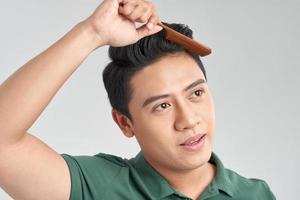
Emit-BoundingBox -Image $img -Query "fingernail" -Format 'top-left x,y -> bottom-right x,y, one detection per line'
147,22 -> 153,29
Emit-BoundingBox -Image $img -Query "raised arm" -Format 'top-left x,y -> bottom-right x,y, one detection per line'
0,0 -> 161,199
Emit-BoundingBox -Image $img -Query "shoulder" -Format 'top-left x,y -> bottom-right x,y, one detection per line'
61,152 -> 134,185
61,152 -> 131,172
224,168 -> 276,199
61,153 -> 134,199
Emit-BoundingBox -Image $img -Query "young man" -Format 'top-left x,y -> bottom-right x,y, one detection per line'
0,0 -> 276,199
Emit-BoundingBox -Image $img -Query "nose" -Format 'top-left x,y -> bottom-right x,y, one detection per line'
174,100 -> 200,131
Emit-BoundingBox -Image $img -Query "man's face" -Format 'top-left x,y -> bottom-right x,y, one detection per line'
128,53 -> 215,171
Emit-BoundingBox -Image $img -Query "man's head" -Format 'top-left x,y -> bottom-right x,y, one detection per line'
103,22 -> 215,172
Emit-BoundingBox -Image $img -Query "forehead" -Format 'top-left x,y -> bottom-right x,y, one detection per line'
130,53 -> 205,101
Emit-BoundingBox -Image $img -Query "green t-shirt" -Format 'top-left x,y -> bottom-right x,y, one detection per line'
61,151 -> 276,200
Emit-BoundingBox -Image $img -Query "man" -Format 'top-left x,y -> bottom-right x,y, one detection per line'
0,0 -> 276,199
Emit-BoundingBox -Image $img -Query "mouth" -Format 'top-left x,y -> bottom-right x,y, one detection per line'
180,134 -> 206,145
180,133 -> 207,151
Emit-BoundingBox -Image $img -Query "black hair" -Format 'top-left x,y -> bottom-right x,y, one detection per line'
102,22 -> 207,121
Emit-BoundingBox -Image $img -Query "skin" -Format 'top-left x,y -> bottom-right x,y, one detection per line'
0,0 -> 215,199
0,0 -> 162,199
112,53 -> 217,199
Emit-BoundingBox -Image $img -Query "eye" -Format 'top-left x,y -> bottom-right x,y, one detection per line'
191,89 -> 205,98
154,102 -> 171,111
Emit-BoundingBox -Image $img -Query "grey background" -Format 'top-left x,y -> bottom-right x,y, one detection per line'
0,0 -> 299,199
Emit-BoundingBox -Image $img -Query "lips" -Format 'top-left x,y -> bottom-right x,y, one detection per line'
180,134 -> 206,145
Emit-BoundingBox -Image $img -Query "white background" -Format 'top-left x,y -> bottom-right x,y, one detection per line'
1,0 -> 299,199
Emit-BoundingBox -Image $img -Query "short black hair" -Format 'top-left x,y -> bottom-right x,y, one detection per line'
102,22 -> 207,121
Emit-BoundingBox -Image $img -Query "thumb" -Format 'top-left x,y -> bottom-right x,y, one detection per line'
136,24 -> 163,40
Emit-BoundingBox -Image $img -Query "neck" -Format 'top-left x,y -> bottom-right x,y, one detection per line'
146,158 -> 216,200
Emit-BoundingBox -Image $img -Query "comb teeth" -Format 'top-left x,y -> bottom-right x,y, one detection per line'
158,22 -> 212,57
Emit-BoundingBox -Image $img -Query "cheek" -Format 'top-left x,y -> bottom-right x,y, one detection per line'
202,92 -> 215,117
207,96 -> 215,122
203,96 -> 216,138
134,112 -> 174,146
193,96 -> 215,131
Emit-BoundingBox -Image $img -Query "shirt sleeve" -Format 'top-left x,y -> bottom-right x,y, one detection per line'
61,153 -> 124,200
261,180 -> 277,200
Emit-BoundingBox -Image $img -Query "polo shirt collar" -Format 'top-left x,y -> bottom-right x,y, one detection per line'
133,151 -> 235,199
209,152 -> 235,197
133,151 -> 175,199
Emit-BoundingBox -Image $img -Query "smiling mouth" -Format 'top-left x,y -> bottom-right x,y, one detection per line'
180,134 -> 206,146
180,136 -> 203,146
179,134 -> 207,151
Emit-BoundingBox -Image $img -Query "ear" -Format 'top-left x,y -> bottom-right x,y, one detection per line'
111,109 -> 135,138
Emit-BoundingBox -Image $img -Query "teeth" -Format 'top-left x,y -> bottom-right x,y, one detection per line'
187,139 -> 199,145
181,135 -> 205,146
189,140 -> 197,144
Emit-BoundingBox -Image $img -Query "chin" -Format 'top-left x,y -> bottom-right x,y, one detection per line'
172,149 -> 212,171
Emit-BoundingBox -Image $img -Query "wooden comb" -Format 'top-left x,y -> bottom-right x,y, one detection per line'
158,22 -> 212,57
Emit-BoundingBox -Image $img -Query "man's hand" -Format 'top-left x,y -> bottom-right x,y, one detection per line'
85,0 -> 162,47
0,1 -> 162,199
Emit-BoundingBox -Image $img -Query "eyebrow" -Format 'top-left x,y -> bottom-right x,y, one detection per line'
142,78 -> 206,107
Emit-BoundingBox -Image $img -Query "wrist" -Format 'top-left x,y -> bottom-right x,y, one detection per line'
75,19 -> 107,51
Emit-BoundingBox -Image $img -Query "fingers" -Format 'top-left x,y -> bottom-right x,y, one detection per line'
136,23 -> 162,40
136,5 -> 152,23
118,0 -> 137,16
146,11 -> 159,30
119,0 -> 159,30
130,4 -> 150,22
